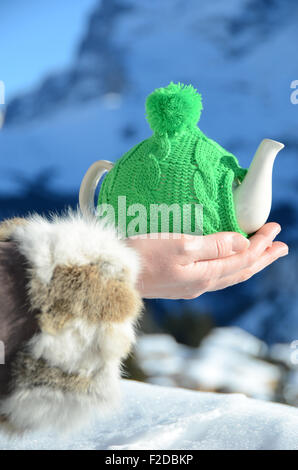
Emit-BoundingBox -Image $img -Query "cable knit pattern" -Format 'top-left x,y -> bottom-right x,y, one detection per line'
98,82 -> 248,237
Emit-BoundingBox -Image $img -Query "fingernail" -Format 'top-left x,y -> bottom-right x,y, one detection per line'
232,235 -> 250,252
273,225 -> 281,238
279,247 -> 289,257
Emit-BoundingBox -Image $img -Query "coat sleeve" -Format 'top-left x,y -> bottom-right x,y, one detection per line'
0,210 -> 143,435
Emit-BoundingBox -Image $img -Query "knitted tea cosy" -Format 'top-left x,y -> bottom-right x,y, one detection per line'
98,82 -> 248,237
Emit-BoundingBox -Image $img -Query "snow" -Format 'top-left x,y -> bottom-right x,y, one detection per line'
134,329 -> 284,401
198,327 -> 268,357
283,370 -> 298,406
1,379 -> 298,450
135,333 -> 181,359
184,350 -> 281,400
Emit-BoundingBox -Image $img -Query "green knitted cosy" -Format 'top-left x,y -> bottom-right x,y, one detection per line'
97,82 -> 248,237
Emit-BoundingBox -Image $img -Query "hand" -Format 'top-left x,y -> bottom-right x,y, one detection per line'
125,223 -> 288,299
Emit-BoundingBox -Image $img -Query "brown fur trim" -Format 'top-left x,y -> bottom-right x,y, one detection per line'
0,217 -> 28,242
98,277 -> 143,323
11,352 -> 91,393
0,414 -> 20,435
28,264 -> 143,334
29,273 -> 73,335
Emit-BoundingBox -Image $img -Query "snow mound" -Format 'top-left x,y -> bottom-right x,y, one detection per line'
1,379 -> 298,450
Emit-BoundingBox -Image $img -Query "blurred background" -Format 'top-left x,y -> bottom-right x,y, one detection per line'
0,0 -> 298,405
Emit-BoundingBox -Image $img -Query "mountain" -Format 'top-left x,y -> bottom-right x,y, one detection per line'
4,0 -> 130,126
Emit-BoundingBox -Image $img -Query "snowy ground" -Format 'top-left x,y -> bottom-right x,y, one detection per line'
1,379 -> 298,450
134,329 -> 285,402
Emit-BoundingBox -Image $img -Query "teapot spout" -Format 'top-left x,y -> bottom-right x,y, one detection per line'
233,139 -> 284,234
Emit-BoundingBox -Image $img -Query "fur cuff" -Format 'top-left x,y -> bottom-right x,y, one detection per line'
0,210 -> 143,434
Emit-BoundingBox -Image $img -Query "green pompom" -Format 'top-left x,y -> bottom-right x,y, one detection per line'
145,82 -> 203,135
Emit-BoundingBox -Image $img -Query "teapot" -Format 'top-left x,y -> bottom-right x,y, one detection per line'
79,83 -> 284,237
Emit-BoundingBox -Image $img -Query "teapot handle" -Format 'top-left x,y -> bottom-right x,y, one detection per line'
79,160 -> 114,217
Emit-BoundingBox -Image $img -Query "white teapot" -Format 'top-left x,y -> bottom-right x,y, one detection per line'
79,138 -> 284,235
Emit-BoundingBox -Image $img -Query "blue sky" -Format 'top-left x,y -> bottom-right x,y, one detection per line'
0,0 -> 97,102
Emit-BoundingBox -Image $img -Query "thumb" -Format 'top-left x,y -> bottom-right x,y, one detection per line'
182,232 -> 250,262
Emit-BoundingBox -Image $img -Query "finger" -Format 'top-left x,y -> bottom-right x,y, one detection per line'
207,241 -> 288,292
196,222 -> 282,279
179,232 -> 250,263
246,222 -> 281,252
